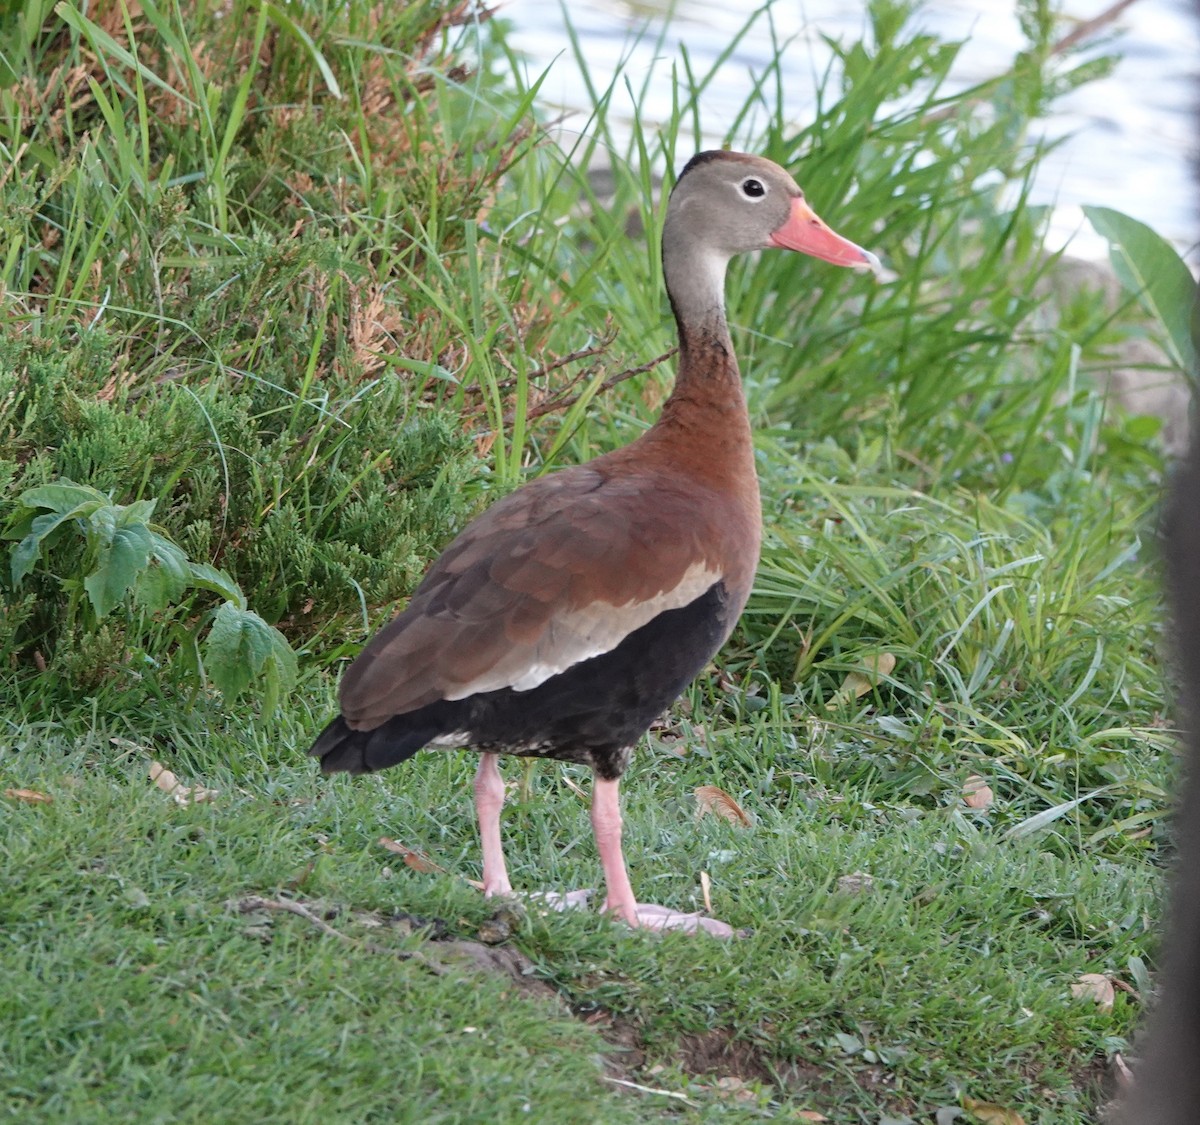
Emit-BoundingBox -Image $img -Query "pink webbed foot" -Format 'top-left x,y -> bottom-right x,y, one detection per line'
531,891 -> 735,937
623,902 -> 735,938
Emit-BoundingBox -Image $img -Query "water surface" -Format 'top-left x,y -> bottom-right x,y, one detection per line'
505,0 -> 1200,259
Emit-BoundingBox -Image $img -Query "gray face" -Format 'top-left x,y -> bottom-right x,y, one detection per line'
664,153 -> 802,258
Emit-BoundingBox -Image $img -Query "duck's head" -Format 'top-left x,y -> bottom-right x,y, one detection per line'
664,150 -> 881,274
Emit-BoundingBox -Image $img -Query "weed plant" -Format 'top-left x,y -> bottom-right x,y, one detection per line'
0,0 -> 1193,1120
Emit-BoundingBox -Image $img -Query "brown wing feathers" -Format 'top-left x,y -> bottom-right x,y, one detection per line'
337,463 -> 738,731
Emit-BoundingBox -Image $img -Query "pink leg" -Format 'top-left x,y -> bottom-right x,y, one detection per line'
591,776 -> 734,938
473,753 -> 512,897
591,776 -> 640,925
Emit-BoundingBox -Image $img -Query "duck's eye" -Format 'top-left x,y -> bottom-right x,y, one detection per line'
741,178 -> 766,199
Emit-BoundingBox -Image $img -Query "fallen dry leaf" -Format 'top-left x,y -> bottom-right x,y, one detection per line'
836,871 -> 875,895
962,1097 -> 1026,1124
1113,977 -> 1142,1002
795,1112 -> 828,1122
963,775 -> 994,810
832,652 -> 897,705
694,785 -> 752,827
1071,972 -> 1115,1011
1112,1050 -> 1134,1086
150,761 -> 183,797
711,1076 -> 756,1103
559,774 -> 589,801
378,837 -> 484,890
700,869 -> 713,914
149,761 -> 218,806
4,788 -> 52,804
379,837 -> 449,874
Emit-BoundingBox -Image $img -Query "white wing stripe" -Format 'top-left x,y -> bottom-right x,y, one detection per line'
443,561 -> 722,699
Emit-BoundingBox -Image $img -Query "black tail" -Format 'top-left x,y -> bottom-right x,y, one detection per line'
308,713 -> 441,775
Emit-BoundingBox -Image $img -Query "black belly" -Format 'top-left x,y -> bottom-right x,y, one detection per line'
310,580 -> 734,780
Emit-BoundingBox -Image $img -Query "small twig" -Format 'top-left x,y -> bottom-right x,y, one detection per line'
475,324 -> 621,397
528,325 -> 620,377
922,0 -> 1142,125
514,346 -> 678,426
603,1077 -> 699,1105
233,895 -> 447,975
1051,0 -> 1141,57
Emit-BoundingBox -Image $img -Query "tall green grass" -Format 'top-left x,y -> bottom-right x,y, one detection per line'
0,0 -> 560,707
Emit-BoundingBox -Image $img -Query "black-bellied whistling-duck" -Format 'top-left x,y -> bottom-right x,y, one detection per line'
310,151 -> 880,935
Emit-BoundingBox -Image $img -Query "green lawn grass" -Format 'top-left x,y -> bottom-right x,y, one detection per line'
1,1 -> 1190,1121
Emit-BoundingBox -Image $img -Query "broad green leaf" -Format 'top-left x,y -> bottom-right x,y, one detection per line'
9,525 -> 47,585
117,498 -> 158,527
16,480 -> 107,515
1084,205 -> 1198,376
84,523 -> 155,617
135,564 -> 178,614
260,647 -> 288,720
86,504 -> 118,547
135,537 -> 190,612
2,507 -> 37,543
205,602 -> 297,704
150,536 -> 190,586
187,563 -> 248,609
9,501 -> 104,585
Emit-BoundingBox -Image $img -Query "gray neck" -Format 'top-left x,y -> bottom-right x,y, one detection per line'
662,217 -> 735,358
